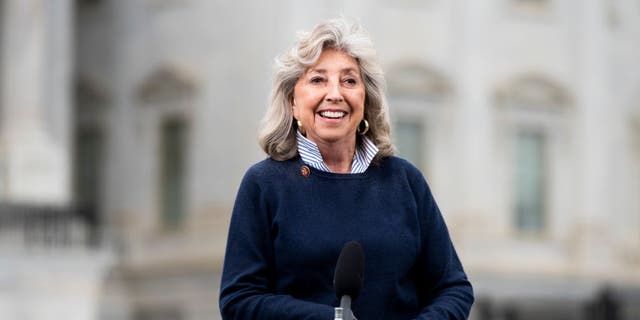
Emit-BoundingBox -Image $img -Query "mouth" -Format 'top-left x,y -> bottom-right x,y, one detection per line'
317,110 -> 347,119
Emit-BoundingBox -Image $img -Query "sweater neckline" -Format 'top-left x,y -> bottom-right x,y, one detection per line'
295,157 -> 373,180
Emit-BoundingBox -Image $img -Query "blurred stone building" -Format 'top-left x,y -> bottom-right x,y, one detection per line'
1,0 -> 640,319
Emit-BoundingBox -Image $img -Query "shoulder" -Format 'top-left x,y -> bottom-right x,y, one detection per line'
376,156 -> 424,180
380,156 -> 418,170
375,156 -> 432,195
241,157 -> 301,184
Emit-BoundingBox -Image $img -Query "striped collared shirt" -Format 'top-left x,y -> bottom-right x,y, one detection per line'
296,130 -> 379,174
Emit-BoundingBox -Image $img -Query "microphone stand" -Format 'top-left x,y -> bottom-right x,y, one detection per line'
334,295 -> 353,320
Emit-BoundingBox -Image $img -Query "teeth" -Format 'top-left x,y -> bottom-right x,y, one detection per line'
319,111 -> 346,119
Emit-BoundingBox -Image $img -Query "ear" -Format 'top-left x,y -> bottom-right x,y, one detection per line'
291,100 -> 298,118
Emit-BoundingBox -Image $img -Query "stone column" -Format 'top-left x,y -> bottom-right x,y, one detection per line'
451,0 -> 496,234
0,0 -> 72,205
573,0 -> 617,275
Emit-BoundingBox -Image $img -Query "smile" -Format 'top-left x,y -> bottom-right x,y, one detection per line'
318,110 -> 347,119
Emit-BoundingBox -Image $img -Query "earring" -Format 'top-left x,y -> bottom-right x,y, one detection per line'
296,119 -> 306,135
357,119 -> 369,135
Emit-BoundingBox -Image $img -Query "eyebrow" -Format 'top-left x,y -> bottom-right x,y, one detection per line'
307,68 -> 360,75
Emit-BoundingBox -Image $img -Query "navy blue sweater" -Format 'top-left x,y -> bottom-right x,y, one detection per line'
219,156 -> 473,319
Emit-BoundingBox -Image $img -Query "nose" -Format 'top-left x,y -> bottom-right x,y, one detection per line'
325,79 -> 344,103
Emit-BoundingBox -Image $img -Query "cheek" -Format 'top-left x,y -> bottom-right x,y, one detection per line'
351,92 -> 366,112
292,104 -> 311,120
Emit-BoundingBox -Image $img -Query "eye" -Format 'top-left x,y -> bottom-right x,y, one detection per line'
310,77 -> 325,84
344,78 -> 358,86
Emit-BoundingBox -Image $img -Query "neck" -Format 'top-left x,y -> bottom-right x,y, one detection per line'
316,140 -> 356,174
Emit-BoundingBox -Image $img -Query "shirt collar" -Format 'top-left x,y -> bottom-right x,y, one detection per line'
296,130 -> 379,174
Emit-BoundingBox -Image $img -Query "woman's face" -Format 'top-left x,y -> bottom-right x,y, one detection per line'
292,48 -> 365,148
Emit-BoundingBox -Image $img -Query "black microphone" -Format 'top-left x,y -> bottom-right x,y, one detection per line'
333,241 -> 364,320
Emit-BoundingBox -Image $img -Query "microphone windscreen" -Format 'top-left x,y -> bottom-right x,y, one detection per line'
334,241 -> 365,300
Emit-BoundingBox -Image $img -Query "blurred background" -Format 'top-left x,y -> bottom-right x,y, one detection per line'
1,0 -> 639,319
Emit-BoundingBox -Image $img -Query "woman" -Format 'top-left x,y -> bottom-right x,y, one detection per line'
219,18 -> 473,319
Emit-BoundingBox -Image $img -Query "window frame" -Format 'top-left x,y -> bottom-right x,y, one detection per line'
158,116 -> 189,231
513,128 -> 548,234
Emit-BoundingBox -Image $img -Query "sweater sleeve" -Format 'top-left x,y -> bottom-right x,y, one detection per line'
411,173 -> 474,320
219,167 -> 334,320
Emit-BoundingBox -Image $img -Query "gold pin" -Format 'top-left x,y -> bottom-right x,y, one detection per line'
300,165 -> 310,177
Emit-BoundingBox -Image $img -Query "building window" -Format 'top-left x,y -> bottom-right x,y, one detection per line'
159,118 -> 187,230
496,74 -> 571,237
394,119 -> 425,169
387,63 -> 452,175
514,130 -> 547,232
74,126 -> 103,209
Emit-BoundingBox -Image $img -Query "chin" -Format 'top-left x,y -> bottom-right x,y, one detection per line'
318,134 -> 353,144
312,127 -> 357,143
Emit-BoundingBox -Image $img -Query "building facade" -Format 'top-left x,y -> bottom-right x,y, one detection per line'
1,0 -> 640,319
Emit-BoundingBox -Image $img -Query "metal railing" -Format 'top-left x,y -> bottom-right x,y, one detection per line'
0,204 -> 101,250
473,285 -> 640,320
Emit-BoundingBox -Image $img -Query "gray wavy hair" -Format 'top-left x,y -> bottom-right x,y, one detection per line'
258,18 -> 394,161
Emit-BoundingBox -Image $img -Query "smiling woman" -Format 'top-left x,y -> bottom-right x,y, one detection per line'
258,19 -> 394,164
292,49 -> 366,173
219,18 -> 474,320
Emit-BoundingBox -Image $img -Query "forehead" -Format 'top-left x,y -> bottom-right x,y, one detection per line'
307,48 -> 360,73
